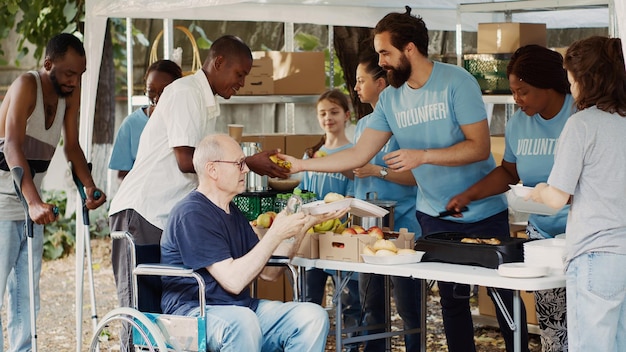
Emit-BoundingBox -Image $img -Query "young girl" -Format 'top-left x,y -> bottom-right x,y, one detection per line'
529,36 -> 626,352
298,89 -> 361,351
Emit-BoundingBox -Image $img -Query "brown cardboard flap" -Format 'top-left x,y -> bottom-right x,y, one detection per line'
296,232 -> 320,259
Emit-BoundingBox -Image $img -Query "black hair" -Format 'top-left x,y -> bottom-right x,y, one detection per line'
45,33 -> 85,61
506,45 -> 569,94
373,6 -> 429,57
145,59 -> 183,81
206,35 -> 252,64
358,50 -> 387,83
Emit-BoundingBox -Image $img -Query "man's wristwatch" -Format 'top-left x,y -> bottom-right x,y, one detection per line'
379,167 -> 388,179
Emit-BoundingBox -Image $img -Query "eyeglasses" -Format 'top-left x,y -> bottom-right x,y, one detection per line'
211,159 -> 247,172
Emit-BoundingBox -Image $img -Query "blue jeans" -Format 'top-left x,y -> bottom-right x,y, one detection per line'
567,252 -> 626,352
359,273 -> 422,352
189,300 -> 329,351
417,209 -> 529,352
0,220 -> 43,352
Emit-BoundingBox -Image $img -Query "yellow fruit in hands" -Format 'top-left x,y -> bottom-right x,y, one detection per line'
256,213 -> 273,228
269,155 -> 292,169
313,218 -> 335,232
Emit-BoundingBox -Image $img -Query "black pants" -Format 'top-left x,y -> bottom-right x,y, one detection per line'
416,209 -> 530,352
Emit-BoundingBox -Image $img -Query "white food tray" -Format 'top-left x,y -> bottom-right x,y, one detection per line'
506,184 -> 560,216
361,251 -> 425,265
497,263 -> 549,278
302,198 -> 389,217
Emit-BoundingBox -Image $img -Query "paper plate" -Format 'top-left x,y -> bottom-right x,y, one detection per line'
507,185 -> 560,216
497,263 -> 549,278
302,199 -> 352,215
348,199 -> 389,218
361,251 -> 425,265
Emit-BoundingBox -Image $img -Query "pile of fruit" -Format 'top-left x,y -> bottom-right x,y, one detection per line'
363,238 -> 418,257
252,211 -> 277,229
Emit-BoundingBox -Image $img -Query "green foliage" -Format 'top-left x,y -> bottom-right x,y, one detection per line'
42,189 -> 110,261
0,0 -> 83,66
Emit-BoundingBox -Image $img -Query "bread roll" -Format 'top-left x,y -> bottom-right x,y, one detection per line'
396,248 -> 417,255
372,239 -> 397,252
374,249 -> 397,256
362,245 -> 376,256
323,192 -> 345,203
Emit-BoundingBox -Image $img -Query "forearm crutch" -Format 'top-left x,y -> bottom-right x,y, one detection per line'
70,162 -> 101,352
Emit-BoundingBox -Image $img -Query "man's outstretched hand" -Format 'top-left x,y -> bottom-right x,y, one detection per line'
245,149 -> 290,179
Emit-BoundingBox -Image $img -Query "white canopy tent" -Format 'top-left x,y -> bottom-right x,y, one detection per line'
77,0 -> 624,350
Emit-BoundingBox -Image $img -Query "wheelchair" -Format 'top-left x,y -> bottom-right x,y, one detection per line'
90,231 -> 299,352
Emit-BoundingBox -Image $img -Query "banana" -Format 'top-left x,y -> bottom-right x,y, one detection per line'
313,218 -> 335,232
269,155 -> 292,169
333,218 -> 350,234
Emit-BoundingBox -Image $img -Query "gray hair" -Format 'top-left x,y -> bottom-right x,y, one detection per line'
192,134 -> 225,176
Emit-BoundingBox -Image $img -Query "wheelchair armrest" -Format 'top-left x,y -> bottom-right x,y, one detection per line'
266,255 -> 290,266
134,264 -> 194,277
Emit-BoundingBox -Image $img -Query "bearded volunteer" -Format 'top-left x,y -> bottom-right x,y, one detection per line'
281,7 -> 529,352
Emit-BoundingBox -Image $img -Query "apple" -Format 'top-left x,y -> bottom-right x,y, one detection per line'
341,227 -> 357,236
313,150 -> 327,158
256,213 -> 273,228
367,226 -> 384,240
266,211 -> 277,220
351,225 -> 366,234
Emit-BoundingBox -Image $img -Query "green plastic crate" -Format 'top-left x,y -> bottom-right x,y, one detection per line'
233,191 -> 277,221
463,54 -> 512,94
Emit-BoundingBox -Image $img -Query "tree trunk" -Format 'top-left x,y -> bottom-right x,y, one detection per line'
333,26 -> 375,120
91,20 -> 116,190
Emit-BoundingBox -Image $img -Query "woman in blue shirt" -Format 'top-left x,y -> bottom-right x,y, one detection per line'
447,45 -> 573,352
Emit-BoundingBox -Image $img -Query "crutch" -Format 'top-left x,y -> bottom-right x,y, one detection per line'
70,162 -> 101,352
11,166 -> 58,352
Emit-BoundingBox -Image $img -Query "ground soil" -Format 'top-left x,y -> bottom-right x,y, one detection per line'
3,237 -> 541,351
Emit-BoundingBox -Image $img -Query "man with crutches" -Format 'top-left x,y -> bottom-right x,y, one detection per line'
0,33 -> 106,352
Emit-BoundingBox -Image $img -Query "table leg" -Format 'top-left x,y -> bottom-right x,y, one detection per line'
384,275 -> 391,351
335,270 -> 343,352
420,279 -> 426,352
513,290 -> 521,352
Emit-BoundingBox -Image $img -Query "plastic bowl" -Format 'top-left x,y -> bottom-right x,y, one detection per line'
268,177 -> 301,192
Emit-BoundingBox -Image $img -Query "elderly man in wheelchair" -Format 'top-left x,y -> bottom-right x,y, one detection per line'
93,134 -> 348,352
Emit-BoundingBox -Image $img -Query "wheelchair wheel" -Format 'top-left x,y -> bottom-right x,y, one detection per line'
89,307 -> 170,352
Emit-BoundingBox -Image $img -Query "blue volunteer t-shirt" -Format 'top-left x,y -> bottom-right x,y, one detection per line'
504,94 -> 575,237
160,190 -> 260,316
354,114 -> 420,235
108,107 -> 149,171
367,61 -> 507,222
298,144 -> 354,198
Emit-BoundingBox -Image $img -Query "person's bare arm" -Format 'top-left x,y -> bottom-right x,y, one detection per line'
383,119 -> 492,172
173,146 -> 196,173
62,91 -> 106,209
3,75 -> 57,224
528,183 -> 570,209
446,160 -> 520,214
245,149 -> 290,178
282,128 -> 392,173
206,211 -> 308,295
353,163 -> 416,186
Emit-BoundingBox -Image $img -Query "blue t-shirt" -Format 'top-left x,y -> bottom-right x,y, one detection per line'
108,107 -> 149,171
504,94 -> 575,237
367,61 -> 507,222
354,115 -> 420,236
160,190 -> 260,315
299,144 -> 354,198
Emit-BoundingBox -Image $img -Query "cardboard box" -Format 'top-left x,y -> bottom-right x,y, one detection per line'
319,233 -> 376,263
241,134 -> 286,153
478,23 -> 547,54
388,228 -> 415,250
491,136 -> 505,166
478,286 -> 538,325
296,232 -> 320,259
285,134 -> 323,158
239,75 -> 274,95
250,56 -> 273,76
253,51 -> 326,95
255,274 -> 285,301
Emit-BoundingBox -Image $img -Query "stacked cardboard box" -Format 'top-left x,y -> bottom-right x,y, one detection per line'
477,23 -> 547,54
239,56 -> 274,95
240,134 -> 323,158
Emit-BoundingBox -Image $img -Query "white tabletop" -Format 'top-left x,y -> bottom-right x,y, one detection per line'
291,257 -> 565,291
